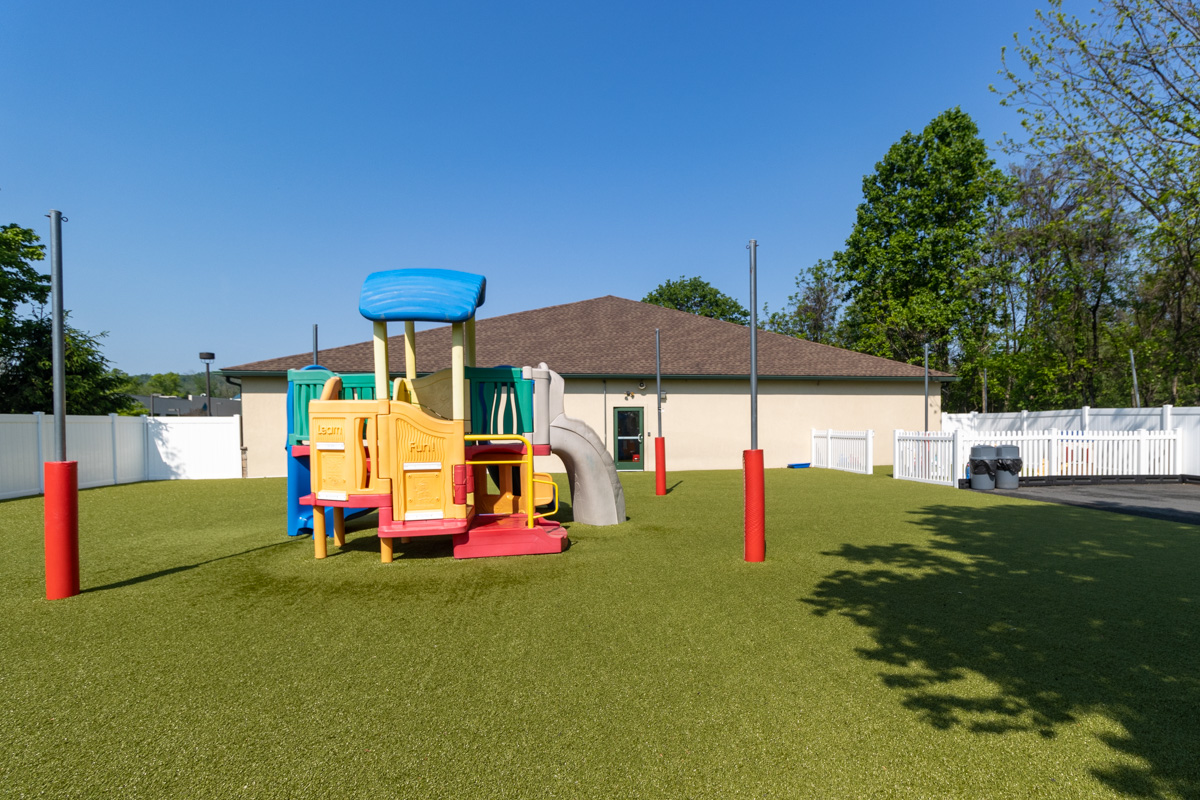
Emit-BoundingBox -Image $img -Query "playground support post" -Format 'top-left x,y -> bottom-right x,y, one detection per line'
744,239 -> 764,562
655,328 -> 666,496
44,209 -> 79,599
404,321 -> 417,380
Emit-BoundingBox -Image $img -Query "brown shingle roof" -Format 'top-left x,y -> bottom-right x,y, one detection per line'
223,296 -> 953,380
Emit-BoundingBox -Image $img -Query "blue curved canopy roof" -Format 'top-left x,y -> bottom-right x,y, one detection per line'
358,269 -> 487,323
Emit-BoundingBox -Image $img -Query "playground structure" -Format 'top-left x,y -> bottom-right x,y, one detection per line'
285,268 -> 625,560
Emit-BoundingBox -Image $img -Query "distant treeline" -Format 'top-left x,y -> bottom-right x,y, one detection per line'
761,2 -> 1200,413
131,371 -> 238,400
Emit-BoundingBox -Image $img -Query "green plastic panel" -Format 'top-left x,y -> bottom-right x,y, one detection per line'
287,370 -> 379,445
466,367 -> 533,436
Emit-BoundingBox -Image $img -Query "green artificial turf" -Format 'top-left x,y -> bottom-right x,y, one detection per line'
2,469 -> 1198,799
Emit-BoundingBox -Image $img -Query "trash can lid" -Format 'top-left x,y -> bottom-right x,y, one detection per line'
969,445 -> 997,459
996,445 -> 1020,458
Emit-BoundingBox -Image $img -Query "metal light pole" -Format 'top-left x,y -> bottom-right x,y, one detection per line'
43,209 -> 79,600
312,324 -> 319,366
748,240 -> 759,450
744,239 -> 764,563
654,329 -> 666,496
982,368 -> 988,414
49,211 -> 67,461
199,352 -> 215,416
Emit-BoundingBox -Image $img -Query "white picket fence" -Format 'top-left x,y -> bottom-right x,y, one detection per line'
892,428 -> 1183,487
0,413 -> 242,501
944,404 -> 1200,474
894,431 -> 960,486
811,428 -> 875,475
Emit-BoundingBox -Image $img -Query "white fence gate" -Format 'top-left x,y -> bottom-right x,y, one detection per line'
894,431 -> 960,486
811,429 -> 875,475
0,413 -> 242,501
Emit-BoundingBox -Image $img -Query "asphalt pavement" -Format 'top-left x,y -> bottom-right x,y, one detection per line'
989,481 -> 1200,526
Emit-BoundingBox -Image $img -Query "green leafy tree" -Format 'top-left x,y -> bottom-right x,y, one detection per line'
1,221 -> 138,414
834,108 -> 1008,371
1,224 -> 48,317
973,160 -> 1136,411
0,312 -> 139,415
146,372 -> 185,396
642,276 -> 749,325
1000,0 -> 1200,404
1,224 -> 49,367
762,259 -> 843,343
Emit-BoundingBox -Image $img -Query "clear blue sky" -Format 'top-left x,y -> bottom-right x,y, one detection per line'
2,0 -> 1046,375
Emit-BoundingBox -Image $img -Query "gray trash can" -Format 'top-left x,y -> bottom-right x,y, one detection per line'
969,445 -> 997,491
995,445 -> 1022,489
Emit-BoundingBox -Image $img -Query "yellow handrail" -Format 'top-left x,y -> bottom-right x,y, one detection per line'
465,434 -> 535,528
531,476 -> 558,521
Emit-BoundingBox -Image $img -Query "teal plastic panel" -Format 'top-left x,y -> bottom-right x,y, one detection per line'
466,367 -> 533,436
286,370 -> 378,445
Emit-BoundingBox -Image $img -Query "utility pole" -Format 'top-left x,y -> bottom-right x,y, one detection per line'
924,344 -> 930,432
1130,349 -> 1141,409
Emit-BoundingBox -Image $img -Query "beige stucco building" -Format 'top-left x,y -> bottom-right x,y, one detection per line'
225,296 -> 949,478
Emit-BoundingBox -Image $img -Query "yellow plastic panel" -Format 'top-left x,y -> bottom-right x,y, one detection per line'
389,403 -> 466,521
407,369 -> 470,426
308,398 -> 391,499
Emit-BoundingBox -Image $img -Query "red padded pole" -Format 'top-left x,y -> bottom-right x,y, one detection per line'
44,461 -> 80,600
654,437 -> 666,496
743,449 -> 765,562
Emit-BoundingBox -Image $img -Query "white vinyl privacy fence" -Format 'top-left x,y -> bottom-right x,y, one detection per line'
944,404 -> 1200,474
811,429 -> 874,475
893,428 -> 1184,487
0,413 -> 242,500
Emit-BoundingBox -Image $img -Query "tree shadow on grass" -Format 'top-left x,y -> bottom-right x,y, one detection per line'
85,541 -> 292,593
803,501 -> 1200,798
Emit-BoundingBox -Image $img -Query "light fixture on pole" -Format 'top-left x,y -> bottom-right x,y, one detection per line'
199,352 -> 215,416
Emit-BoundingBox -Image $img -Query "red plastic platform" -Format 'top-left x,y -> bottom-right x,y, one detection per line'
377,506 -> 473,538
452,515 -> 567,559
298,492 -> 390,509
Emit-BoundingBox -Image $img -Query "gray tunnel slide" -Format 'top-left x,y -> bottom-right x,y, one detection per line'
529,364 -> 626,526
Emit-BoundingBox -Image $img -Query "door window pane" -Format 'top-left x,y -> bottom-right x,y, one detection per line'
617,411 -> 640,436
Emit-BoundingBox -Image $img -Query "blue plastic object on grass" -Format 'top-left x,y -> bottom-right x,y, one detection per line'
787,463 -> 811,469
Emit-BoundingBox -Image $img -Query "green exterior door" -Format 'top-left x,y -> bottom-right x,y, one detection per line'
613,407 -> 644,471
